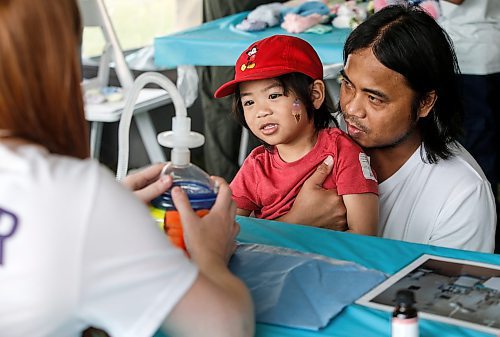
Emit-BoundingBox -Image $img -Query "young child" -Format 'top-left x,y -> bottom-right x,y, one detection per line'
214,35 -> 379,235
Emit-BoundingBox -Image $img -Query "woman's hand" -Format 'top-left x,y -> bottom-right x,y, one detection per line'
172,176 -> 239,264
164,177 -> 253,337
121,163 -> 171,204
277,156 -> 348,231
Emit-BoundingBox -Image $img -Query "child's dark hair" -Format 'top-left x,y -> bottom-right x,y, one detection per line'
232,72 -> 336,149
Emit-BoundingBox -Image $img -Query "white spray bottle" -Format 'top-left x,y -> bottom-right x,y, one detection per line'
117,72 -> 217,251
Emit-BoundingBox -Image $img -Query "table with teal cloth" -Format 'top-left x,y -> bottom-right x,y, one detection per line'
234,216 -> 500,337
153,11 -> 351,68
153,15 -> 500,336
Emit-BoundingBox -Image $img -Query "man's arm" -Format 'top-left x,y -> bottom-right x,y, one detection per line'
276,156 -> 348,231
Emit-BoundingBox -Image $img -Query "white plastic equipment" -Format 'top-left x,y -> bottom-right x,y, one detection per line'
116,72 -> 205,181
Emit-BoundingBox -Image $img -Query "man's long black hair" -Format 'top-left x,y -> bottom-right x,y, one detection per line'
344,4 -> 463,163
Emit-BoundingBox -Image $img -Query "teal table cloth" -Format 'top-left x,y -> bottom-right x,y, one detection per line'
154,11 -> 351,68
235,216 -> 500,337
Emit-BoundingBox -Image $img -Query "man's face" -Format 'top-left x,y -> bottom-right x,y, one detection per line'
339,48 -> 420,150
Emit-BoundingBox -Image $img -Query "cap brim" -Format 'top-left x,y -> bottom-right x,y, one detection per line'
214,80 -> 240,98
213,67 -> 304,98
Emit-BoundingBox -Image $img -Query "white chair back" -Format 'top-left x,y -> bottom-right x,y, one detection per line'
78,0 -> 133,90
78,0 -> 170,164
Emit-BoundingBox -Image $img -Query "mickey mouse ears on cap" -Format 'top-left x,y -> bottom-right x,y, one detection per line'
214,35 -> 323,98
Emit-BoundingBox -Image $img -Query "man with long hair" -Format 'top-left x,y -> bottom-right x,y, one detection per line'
277,4 -> 496,253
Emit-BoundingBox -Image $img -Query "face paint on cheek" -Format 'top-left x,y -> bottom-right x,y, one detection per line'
292,99 -> 301,123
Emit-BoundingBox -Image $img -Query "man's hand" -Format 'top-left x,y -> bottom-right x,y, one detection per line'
277,156 -> 348,231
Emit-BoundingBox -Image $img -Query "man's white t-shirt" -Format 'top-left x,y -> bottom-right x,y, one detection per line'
378,144 -> 496,253
0,144 -> 198,337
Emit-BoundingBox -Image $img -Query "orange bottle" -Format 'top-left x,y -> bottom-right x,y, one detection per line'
151,163 -> 217,252
164,209 -> 210,251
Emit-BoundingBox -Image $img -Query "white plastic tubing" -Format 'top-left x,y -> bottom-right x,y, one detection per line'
116,72 -> 187,181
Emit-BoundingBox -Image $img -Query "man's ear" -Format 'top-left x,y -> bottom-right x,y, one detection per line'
418,90 -> 437,118
310,79 -> 326,109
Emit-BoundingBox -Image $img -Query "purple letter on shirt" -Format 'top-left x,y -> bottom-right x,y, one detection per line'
0,207 -> 19,265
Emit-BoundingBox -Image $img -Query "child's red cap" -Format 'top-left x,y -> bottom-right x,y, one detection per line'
214,35 -> 323,98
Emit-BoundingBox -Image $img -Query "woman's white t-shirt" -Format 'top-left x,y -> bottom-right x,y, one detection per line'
0,144 -> 198,337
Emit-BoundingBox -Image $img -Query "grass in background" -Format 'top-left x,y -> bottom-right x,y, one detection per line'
82,0 -> 174,57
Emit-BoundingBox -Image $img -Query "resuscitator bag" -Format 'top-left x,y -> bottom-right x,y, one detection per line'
229,243 -> 387,330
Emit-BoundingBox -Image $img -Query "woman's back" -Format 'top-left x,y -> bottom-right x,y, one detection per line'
0,144 -> 197,337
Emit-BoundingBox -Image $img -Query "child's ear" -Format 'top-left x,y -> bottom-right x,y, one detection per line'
310,80 -> 325,109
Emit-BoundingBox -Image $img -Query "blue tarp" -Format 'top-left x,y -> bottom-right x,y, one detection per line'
229,243 -> 387,330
